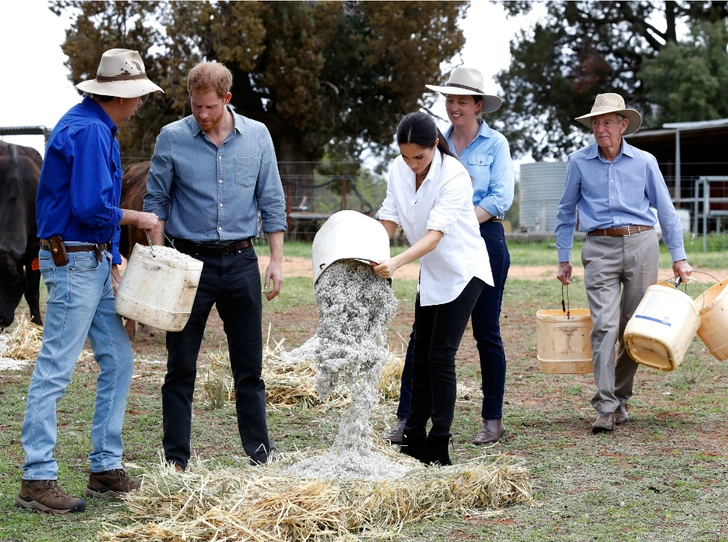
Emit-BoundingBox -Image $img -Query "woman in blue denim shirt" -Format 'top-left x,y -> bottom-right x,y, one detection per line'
385,67 -> 515,447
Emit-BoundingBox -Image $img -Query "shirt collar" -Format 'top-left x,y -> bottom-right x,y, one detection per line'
445,118 -> 492,142
187,105 -> 239,137
82,96 -> 117,135
586,137 -> 634,162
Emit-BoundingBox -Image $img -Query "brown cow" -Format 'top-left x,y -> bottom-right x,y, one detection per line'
118,160 -> 152,341
0,142 -> 43,328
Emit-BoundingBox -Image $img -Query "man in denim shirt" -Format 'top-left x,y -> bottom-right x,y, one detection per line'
555,93 -> 691,433
17,49 -> 162,515
144,61 -> 286,468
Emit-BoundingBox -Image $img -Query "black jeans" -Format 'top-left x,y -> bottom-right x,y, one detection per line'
397,221 -> 510,420
405,277 -> 485,439
162,246 -> 271,467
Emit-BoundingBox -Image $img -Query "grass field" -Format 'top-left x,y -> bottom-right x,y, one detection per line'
0,236 -> 727,541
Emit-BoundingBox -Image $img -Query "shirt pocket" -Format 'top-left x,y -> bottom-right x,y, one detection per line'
467,153 -> 494,183
234,157 -> 260,188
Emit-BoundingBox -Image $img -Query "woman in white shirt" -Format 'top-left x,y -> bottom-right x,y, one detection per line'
374,112 -> 493,465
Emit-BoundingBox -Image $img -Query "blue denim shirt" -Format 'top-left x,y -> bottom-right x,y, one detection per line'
36,97 -> 125,263
555,139 -> 686,263
444,120 -> 515,219
144,107 -> 287,242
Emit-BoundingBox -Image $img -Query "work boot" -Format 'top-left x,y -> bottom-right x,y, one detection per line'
85,469 -> 140,499
614,404 -> 630,424
384,417 -> 408,444
591,412 -> 615,433
426,434 -> 452,466
15,479 -> 86,514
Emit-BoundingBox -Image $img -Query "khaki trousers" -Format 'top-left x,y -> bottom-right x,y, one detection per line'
581,229 -> 659,414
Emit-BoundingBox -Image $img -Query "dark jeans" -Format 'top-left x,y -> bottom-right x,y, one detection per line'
396,221 -> 510,420
405,277 -> 485,439
162,246 -> 272,467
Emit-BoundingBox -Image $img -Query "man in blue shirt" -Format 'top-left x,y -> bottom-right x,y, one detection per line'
555,93 -> 692,433
17,49 -> 163,514
144,61 -> 286,469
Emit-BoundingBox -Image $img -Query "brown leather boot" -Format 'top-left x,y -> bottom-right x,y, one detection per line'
15,479 -> 86,514
85,469 -> 140,499
473,419 -> 506,445
383,417 -> 407,444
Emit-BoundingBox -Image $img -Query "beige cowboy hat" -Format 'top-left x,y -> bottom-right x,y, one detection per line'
575,93 -> 642,135
76,48 -> 164,98
425,66 -> 502,113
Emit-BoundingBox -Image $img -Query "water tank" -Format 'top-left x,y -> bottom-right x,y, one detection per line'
519,162 -> 567,234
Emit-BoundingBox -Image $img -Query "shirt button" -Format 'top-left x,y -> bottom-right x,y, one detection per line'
219,203 -> 224,207
218,179 -> 223,184
218,156 -> 222,160
218,227 -> 222,231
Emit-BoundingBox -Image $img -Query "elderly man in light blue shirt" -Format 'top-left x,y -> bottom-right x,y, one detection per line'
144,61 -> 286,468
555,93 -> 691,433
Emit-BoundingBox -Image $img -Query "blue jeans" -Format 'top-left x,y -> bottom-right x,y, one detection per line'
396,221 -> 510,420
21,247 -> 134,480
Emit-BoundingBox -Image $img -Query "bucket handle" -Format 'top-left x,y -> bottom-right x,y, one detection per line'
681,271 -> 724,311
145,231 -> 176,258
660,275 -> 709,310
561,284 -> 572,319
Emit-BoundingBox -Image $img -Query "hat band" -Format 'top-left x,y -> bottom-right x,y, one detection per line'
447,82 -> 484,94
96,73 -> 148,83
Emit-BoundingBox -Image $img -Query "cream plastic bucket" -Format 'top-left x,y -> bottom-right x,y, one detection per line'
696,278 -> 728,361
115,244 -> 203,332
536,308 -> 593,374
311,210 -> 390,284
624,284 -> 700,371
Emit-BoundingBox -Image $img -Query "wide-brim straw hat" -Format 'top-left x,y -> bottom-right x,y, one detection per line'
425,66 -> 502,113
76,48 -> 164,98
575,93 -> 642,135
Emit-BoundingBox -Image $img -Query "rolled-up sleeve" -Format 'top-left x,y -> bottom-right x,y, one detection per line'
143,128 -> 174,220
427,169 -> 472,235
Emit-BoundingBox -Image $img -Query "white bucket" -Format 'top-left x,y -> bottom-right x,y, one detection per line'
115,244 -> 203,332
696,278 -> 728,361
311,210 -> 390,284
624,284 -> 700,371
536,308 -> 593,374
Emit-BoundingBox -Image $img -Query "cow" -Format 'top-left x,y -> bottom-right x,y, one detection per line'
119,160 -> 152,340
0,141 -> 43,329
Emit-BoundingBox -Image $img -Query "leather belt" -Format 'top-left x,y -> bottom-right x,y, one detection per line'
173,238 -> 253,255
588,225 -> 653,237
486,216 -> 503,223
40,240 -> 110,253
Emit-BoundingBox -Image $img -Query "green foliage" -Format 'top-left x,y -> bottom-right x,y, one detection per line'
640,20 -> 728,125
493,1 -> 728,160
50,0 -> 467,173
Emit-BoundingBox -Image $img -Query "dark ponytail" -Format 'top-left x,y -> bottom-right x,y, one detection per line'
397,112 -> 456,161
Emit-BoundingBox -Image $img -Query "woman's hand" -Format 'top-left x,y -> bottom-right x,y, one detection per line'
373,258 -> 399,280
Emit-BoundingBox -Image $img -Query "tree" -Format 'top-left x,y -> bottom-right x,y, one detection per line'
50,0 -> 467,190
640,20 -> 728,125
491,1 -> 728,160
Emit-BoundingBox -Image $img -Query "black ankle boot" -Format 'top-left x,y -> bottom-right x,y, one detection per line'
400,432 -> 429,464
426,434 -> 452,466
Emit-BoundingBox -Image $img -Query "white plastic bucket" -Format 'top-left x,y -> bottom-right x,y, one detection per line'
696,278 -> 728,361
115,244 -> 203,332
311,210 -> 390,283
536,308 -> 593,374
624,284 -> 700,371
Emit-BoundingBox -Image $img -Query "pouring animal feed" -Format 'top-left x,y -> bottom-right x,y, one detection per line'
287,259 -> 409,481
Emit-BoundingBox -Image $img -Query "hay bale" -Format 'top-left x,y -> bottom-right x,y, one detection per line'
3,314 -> 43,360
97,453 -> 530,541
200,340 -> 404,410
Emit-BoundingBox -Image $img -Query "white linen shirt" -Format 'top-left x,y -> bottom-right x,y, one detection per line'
377,150 -> 493,306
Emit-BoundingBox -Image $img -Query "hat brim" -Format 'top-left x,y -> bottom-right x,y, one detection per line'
76,79 -> 164,98
426,85 -> 502,113
575,109 -> 642,135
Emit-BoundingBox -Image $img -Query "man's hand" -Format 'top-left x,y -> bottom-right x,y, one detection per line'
557,261 -> 572,285
111,264 -> 123,294
672,259 -> 692,284
264,260 -> 283,301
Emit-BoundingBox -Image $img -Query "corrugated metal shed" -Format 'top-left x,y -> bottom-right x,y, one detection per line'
519,162 -> 567,234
